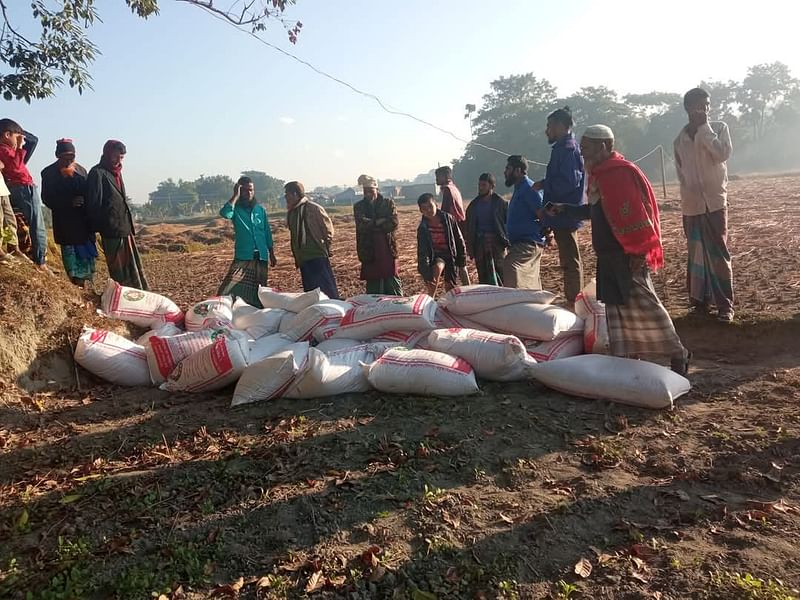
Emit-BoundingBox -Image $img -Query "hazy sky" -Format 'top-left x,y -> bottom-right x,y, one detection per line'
6,0 -> 800,203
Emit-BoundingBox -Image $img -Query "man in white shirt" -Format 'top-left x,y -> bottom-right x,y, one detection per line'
674,87 -> 734,322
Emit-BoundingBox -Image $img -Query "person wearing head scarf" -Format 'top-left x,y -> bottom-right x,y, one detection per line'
40,139 -> 96,287
353,174 -> 402,295
464,172 -> 509,285
547,124 -> 690,376
85,140 -> 149,290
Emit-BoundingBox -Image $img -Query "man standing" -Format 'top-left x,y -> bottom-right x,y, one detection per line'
674,87 -> 734,322
435,166 -> 469,285
0,119 -> 48,270
547,125 -> 690,375
416,193 -> 466,296
41,139 -> 96,287
464,173 -> 508,285
535,107 -> 585,306
217,176 -> 277,307
353,174 -> 402,295
284,181 -> 339,299
503,155 -> 545,289
86,140 -> 148,289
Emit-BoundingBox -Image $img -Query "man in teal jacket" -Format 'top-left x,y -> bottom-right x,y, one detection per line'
217,176 -> 277,307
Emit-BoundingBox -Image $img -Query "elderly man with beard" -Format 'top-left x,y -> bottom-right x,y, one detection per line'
217,175 -> 277,307
353,174 -> 402,295
86,140 -> 148,289
546,125 -> 690,376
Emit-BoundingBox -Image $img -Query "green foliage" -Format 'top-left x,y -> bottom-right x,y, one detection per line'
1,1 -> 299,101
710,571 -> 796,600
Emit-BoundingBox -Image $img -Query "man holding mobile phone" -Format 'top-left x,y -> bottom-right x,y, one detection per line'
218,176 -> 277,307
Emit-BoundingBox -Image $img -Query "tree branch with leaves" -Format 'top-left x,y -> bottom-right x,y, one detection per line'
0,0 -> 302,102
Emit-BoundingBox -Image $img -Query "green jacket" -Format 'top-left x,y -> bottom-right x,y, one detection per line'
220,201 -> 273,261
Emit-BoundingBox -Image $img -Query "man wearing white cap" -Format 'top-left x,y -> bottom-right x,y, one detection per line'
353,174 -> 403,295
547,124 -> 690,376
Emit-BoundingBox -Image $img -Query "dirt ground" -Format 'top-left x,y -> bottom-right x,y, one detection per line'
1,176 -> 799,599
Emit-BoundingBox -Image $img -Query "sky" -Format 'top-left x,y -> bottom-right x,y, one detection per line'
5,0 -> 800,204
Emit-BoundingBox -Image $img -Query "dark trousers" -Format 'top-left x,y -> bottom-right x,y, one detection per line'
9,184 -> 47,265
300,256 -> 340,299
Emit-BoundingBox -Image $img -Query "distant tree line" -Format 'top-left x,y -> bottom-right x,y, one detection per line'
138,171 -> 285,220
453,62 -> 800,195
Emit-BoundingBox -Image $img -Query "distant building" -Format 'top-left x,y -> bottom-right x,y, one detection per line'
333,188 -> 359,204
398,183 -> 437,204
381,185 -> 402,199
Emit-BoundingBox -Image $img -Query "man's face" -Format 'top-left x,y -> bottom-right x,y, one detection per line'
419,199 -> 437,219
284,189 -> 299,207
435,172 -> 448,186
58,152 -> 76,167
478,180 -> 493,197
687,96 -> 711,125
241,182 -> 255,202
545,119 -> 566,144
1,131 -> 19,147
108,150 -> 125,167
580,137 -> 609,172
504,164 -> 522,187
363,186 -> 378,201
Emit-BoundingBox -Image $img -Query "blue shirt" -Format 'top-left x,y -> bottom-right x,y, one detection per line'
540,133 -> 585,230
506,176 -> 545,245
219,201 -> 274,261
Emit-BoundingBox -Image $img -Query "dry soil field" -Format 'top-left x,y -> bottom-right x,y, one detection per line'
0,176 -> 799,599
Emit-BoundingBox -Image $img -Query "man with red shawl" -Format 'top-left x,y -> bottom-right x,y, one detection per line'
547,125 -> 690,376
85,140 -> 149,290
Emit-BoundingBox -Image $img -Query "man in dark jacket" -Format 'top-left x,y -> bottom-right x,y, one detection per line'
41,139 -> 96,286
464,173 -> 509,285
85,139 -> 148,290
417,193 -> 466,296
354,174 -> 402,295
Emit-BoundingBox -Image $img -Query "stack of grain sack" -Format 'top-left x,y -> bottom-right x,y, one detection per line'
73,280 -> 690,410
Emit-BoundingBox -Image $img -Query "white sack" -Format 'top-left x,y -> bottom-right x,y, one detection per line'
248,333 -> 295,364
574,280 -> 610,354
370,330 -> 428,348
135,323 -> 183,347
160,333 -> 250,393
314,338 -> 364,354
438,284 -> 556,315
468,302 -> 583,341
284,345 -> 375,399
345,294 -> 395,306
523,334 -> 584,362
334,294 -> 437,340
257,286 -> 328,312
74,327 -> 151,387
231,298 -> 286,339
185,296 -> 234,331
147,328 -> 233,384
100,278 -> 183,328
282,300 -> 352,342
528,354 -> 690,409
231,342 -> 310,406
366,347 -> 479,396
427,328 -> 535,382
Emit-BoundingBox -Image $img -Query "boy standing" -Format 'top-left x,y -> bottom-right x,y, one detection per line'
417,193 -> 466,297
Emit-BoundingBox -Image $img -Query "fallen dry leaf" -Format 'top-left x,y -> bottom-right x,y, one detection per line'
498,512 -> 514,525
574,557 -> 592,578
305,570 -> 324,593
210,577 -> 244,597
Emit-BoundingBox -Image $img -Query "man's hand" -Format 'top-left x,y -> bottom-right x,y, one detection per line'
533,180 -> 544,192
545,203 -> 565,217
269,252 -> 277,268
374,217 -> 387,227
230,184 -> 241,204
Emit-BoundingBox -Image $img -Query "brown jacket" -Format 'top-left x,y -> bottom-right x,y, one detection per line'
287,197 -> 334,265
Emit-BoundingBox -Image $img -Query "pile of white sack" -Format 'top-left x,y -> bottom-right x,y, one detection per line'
73,279 -> 690,410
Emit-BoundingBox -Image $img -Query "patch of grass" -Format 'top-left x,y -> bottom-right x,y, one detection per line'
555,579 -> 579,599
709,571 -> 796,600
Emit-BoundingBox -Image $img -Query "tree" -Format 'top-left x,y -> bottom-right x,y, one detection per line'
194,174 -> 236,208
736,62 -> 799,140
0,1 -> 302,101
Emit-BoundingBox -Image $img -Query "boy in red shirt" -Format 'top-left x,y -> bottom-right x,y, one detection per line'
0,119 -> 47,270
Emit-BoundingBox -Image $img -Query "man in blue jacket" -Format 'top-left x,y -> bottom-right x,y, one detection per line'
217,176 -> 277,307
503,155 -> 545,289
534,107 -> 585,306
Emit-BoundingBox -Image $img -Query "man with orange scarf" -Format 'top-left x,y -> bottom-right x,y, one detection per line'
85,140 -> 149,290
547,125 -> 689,376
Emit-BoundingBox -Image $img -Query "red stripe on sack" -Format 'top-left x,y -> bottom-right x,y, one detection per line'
411,294 -> 428,314
210,338 -> 233,373
378,355 -> 473,374
110,282 -> 122,312
150,337 -> 178,377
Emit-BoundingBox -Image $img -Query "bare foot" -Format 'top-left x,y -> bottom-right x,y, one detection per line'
10,249 -> 32,262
